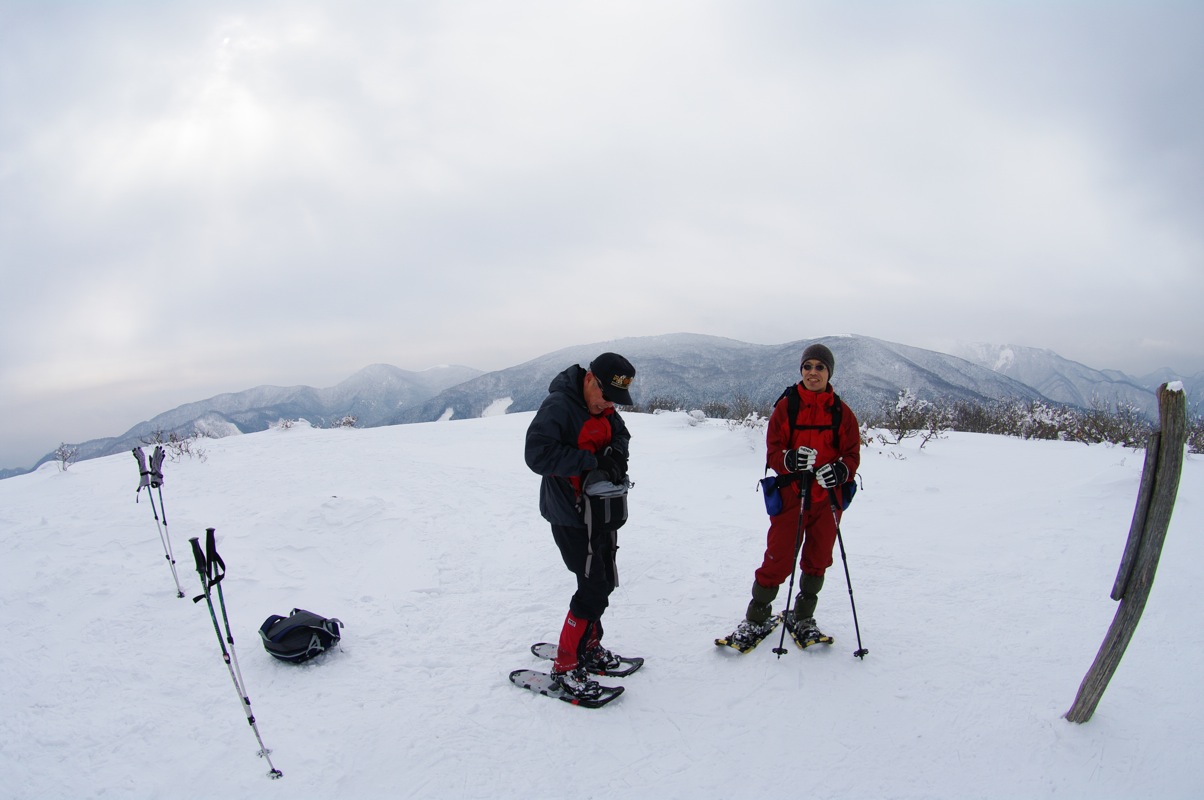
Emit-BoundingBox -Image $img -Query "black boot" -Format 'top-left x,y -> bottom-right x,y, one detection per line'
744,580 -> 778,624
790,573 -> 824,623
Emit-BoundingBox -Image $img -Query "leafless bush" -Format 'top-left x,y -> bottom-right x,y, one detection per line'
1186,414 -> 1204,455
632,396 -> 685,413
1070,397 -> 1152,448
877,389 -> 932,445
918,400 -> 954,448
724,412 -> 768,432
55,443 -> 78,471
140,430 -> 209,462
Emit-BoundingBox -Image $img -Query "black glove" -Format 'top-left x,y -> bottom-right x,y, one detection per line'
816,460 -> 849,489
607,447 -> 628,475
784,446 -> 817,473
595,448 -> 627,482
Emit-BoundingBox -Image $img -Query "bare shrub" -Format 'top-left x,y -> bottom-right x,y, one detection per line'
879,389 -> 930,445
631,396 -> 682,413
1188,414 -> 1204,455
724,412 -> 768,432
141,430 -> 209,462
1071,397 -> 1152,448
55,443 -> 78,472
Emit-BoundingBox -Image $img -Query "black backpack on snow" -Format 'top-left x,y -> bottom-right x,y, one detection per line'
259,608 -> 343,664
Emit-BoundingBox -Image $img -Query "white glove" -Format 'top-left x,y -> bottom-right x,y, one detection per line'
784,447 -> 817,473
816,461 -> 849,489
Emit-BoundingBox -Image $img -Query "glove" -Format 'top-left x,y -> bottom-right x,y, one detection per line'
784,446 -> 817,473
602,446 -> 627,476
594,449 -> 626,483
816,461 -> 849,489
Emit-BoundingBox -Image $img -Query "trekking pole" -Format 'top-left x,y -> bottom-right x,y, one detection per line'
132,447 -> 185,598
203,528 -> 254,716
190,529 -> 283,779
829,492 -> 868,659
773,471 -> 812,658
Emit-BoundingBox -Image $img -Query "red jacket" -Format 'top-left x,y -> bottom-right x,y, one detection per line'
766,383 -> 860,507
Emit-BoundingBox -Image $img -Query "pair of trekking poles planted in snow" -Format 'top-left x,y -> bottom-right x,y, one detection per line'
131,449 -> 282,779
133,446 -> 185,597
772,469 -> 869,660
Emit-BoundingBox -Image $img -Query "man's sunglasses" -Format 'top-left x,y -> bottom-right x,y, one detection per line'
802,362 -> 828,372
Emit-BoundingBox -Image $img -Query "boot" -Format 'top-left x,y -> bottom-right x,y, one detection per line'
730,616 -> 778,647
581,619 -> 622,672
553,610 -> 590,673
744,580 -> 778,624
791,573 -> 825,623
551,666 -> 603,700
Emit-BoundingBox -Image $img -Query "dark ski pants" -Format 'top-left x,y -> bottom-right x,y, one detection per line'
551,523 -> 617,621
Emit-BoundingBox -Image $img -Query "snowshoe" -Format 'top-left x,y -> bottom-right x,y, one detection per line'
552,666 -> 604,700
784,613 -> 834,649
508,667 -> 624,708
529,642 -> 644,677
715,615 -> 781,653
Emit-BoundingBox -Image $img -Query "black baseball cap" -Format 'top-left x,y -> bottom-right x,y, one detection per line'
589,352 -> 635,405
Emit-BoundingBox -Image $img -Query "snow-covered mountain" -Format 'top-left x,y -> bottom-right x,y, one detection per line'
12,364 -> 481,474
10,332 -> 1195,479
389,333 -> 1049,425
944,342 -> 1199,417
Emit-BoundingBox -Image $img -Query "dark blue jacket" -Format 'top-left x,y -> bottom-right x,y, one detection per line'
524,365 -> 631,527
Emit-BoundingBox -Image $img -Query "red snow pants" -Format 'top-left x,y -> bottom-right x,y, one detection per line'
754,488 -> 840,586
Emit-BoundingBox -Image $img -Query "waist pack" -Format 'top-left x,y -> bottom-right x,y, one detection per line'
259,608 -> 343,664
759,475 -> 784,515
582,473 -> 630,530
581,474 -> 631,587
759,473 -> 858,515
838,479 -> 857,510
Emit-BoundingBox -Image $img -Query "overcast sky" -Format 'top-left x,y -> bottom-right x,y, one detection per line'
2,0 -> 1202,468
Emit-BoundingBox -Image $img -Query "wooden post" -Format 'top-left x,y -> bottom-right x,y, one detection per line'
1065,383 -> 1188,723
1110,433 -> 1160,601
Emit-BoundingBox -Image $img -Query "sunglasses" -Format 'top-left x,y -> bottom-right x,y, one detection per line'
801,362 -> 828,372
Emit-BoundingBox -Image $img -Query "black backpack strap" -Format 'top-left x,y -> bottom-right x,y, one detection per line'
764,386 -> 793,477
767,385 -> 796,460
768,386 -> 805,496
830,390 -> 842,453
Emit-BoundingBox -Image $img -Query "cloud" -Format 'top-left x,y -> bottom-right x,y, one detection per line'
2,0 -> 1202,467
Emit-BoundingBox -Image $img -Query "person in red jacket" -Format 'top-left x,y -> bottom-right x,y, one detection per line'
524,352 -> 635,700
728,342 -> 861,648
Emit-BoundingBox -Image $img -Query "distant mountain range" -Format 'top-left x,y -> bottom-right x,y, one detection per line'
0,364 -> 481,479
5,333 -> 1200,479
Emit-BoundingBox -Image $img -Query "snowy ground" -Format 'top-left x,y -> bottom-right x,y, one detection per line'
1,410 -> 1201,799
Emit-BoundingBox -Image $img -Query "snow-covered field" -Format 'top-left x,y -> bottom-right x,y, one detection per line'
2,410 -> 1200,799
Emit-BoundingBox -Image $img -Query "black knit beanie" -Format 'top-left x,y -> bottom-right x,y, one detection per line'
800,343 -> 835,376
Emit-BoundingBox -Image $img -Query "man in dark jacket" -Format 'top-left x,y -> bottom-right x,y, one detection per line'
524,352 -> 635,700
727,342 -> 861,649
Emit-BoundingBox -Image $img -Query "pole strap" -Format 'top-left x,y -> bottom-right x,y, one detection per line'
190,529 -> 226,602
